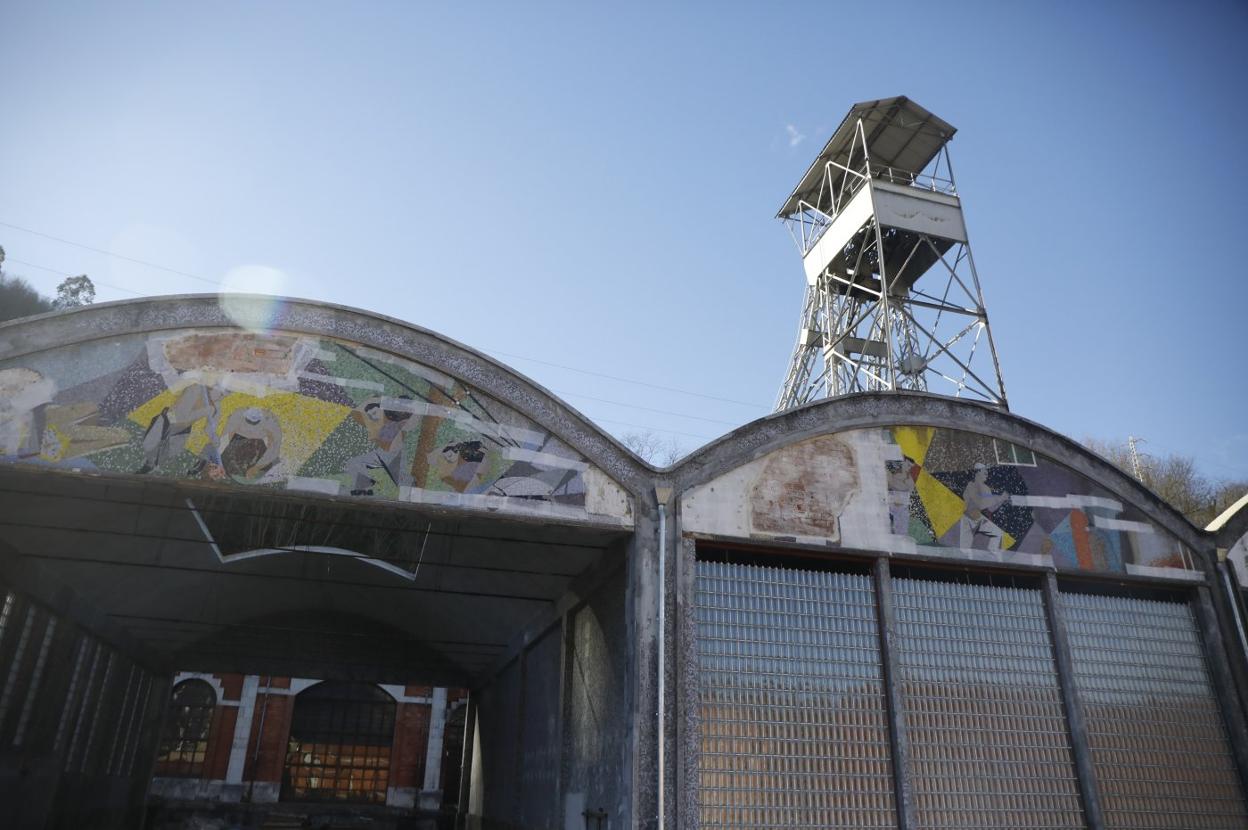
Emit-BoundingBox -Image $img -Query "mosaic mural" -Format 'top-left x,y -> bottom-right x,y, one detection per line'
0,329 -> 630,523
680,426 -> 1195,577
883,426 -> 1192,573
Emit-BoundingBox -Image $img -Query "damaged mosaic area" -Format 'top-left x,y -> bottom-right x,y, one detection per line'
0,329 -> 628,522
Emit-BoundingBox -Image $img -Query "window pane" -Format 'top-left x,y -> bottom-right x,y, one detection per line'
1060,591 -> 1248,829
282,681 -> 395,805
155,679 -> 217,778
695,560 -> 896,828
891,577 -> 1084,829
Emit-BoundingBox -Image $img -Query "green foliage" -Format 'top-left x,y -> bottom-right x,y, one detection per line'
1084,437 -> 1247,528
0,270 -> 55,322
53,274 -> 95,309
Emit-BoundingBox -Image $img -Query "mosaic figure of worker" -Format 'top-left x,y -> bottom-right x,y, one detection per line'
192,406 -> 283,481
345,395 -> 418,496
958,462 -> 1009,550
138,383 -> 227,475
429,439 -> 489,493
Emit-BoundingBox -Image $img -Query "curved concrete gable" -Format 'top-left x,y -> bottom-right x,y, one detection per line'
0,296 -> 636,526
677,394 -> 1205,579
1210,494 -> 1248,587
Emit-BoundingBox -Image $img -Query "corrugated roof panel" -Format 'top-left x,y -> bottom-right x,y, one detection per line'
777,96 -> 956,218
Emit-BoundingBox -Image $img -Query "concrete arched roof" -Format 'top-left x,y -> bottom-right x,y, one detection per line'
666,390 -> 1214,559
1209,493 -> 1248,550
0,294 -> 656,500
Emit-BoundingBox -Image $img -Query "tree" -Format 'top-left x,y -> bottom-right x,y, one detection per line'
53,274 -> 95,309
0,246 -> 56,322
1084,437 -> 1247,528
621,430 -> 685,467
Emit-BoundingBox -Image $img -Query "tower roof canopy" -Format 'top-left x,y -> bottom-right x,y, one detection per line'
778,96 -> 957,218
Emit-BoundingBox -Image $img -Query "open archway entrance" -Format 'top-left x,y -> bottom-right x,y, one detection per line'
282,681 -> 396,805
0,458 -> 634,829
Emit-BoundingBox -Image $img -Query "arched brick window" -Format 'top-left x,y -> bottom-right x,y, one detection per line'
283,681 -> 396,804
155,679 -> 217,777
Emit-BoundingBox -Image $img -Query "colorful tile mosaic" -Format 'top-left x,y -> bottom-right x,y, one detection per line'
885,426 -> 1193,574
0,329 -> 626,522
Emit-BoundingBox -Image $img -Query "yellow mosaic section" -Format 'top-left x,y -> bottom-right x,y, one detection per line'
915,469 -> 966,540
129,386 -> 350,472
894,425 -> 936,466
893,426 -> 1016,550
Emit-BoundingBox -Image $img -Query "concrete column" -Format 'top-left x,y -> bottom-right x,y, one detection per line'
1041,572 -> 1105,830
466,701 -> 482,818
421,687 -> 448,797
223,674 -> 259,801
1193,585 -> 1248,796
873,556 -> 916,830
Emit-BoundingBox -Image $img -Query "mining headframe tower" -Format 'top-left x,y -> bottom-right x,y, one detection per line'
775,96 -> 1008,410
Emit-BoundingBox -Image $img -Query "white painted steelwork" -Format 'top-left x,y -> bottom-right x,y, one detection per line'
776,96 -> 1008,410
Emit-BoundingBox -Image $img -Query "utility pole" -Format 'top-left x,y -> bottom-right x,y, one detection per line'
1127,435 -> 1146,481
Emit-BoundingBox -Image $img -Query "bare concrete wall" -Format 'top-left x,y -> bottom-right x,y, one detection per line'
517,625 -> 561,827
561,564 -> 630,830
465,560 -> 631,830
476,655 -> 522,824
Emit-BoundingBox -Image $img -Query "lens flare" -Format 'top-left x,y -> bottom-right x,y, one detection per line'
218,265 -> 288,332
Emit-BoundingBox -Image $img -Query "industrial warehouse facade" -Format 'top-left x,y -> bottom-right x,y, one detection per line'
1,295 -> 1246,830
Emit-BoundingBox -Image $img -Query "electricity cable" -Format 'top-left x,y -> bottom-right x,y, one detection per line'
0,222 -> 769,418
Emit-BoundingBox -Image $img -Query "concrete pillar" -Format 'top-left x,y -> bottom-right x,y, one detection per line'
873,556 -> 916,830
1041,572 -> 1105,830
420,686 -> 448,808
223,674 -> 259,801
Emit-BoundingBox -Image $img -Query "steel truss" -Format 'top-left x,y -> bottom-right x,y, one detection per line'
775,112 -> 1008,411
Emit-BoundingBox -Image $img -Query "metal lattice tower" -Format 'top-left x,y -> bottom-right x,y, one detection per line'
775,97 -> 1007,411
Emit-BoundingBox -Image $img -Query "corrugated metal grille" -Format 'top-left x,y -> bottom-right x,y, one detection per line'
891,577 -> 1084,829
1060,591 -> 1248,829
695,560 -> 896,828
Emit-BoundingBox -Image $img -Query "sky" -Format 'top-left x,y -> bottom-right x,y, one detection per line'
2,1 -> 1246,482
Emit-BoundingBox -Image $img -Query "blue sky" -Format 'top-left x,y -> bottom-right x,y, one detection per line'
2,1 -> 1246,482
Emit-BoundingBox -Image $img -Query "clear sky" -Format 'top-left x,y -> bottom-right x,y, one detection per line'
2,1 -> 1246,481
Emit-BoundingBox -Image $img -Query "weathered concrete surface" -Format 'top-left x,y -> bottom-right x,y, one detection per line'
681,424 -> 1201,578
467,561 -> 631,830
668,391 -> 1214,564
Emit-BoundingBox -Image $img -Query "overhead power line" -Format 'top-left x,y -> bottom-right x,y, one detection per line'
0,220 -> 765,435
480,348 -> 768,410
6,257 -> 146,297
0,220 -> 223,286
